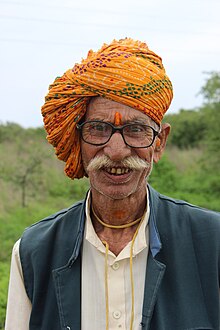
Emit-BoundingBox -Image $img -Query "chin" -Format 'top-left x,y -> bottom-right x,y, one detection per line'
91,182 -> 145,200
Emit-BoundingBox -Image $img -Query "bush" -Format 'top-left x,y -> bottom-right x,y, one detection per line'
149,155 -> 179,193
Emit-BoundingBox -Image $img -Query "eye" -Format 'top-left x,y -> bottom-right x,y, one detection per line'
125,124 -> 145,134
92,123 -> 106,131
84,122 -> 110,137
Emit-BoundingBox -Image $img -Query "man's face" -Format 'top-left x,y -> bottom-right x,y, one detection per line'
81,97 -> 169,200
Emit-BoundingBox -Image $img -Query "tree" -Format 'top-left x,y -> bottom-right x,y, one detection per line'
0,123 -> 48,207
0,122 -> 23,143
199,71 -> 220,104
149,155 -> 179,193
199,72 -> 220,193
165,109 -> 206,149
14,157 -> 42,207
199,72 -> 220,157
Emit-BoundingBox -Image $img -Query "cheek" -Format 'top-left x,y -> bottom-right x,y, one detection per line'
136,147 -> 154,163
80,143 -> 92,168
81,142 -> 102,168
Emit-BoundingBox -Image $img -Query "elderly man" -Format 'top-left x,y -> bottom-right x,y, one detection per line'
5,38 -> 220,330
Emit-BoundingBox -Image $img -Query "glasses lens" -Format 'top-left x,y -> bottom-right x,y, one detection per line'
123,124 -> 154,147
82,121 -> 112,144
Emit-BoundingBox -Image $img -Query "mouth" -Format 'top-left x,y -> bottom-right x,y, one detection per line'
103,167 -> 132,176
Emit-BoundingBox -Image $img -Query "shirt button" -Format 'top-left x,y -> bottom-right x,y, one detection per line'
112,262 -> 120,270
113,310 -> 121,319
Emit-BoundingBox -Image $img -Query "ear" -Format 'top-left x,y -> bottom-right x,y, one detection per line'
153,123 -> 171,163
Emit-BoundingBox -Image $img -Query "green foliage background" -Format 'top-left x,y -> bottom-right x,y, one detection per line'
0,72 -> 219,328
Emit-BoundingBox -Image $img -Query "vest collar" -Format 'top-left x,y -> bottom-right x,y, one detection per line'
148,185 -> 162,257
66,185 -> 162,267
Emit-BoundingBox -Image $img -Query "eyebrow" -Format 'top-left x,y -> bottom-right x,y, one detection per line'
123,118 -> 148,124
89,117 -> 148,124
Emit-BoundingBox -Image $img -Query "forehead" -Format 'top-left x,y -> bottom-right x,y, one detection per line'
85,97 -> 152,124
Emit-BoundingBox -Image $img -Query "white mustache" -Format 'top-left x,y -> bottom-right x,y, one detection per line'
87,155 -> 151,172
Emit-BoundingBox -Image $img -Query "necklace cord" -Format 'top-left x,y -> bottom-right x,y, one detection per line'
92,205 -> 146,330
92,204 -> 143,229
129,218 -> 144,329
102,241 -> 109,330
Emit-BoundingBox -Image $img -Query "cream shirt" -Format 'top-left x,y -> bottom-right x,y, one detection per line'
5,194 -> 149,330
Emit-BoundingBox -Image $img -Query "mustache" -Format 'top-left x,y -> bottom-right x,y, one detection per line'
86,155 -> 151,172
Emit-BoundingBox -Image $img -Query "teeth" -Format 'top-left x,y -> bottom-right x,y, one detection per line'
105,167 -> 130,175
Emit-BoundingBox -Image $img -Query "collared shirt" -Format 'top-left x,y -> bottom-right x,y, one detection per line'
5,239 -> 32,330
82,192 -> 150,330
5,193 -> 150,330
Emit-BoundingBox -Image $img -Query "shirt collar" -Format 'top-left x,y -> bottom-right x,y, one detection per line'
84,189 -> 150,260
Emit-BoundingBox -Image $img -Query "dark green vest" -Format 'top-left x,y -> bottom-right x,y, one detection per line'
20,186 -> 220,329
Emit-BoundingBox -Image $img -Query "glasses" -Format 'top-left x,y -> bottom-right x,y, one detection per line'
77,120 -> 159,148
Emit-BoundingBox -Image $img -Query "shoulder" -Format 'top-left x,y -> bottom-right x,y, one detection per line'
20,199 -> 86,252
160,193 -> 220,226
149,185 -> 220,233
19,198 -> 86,284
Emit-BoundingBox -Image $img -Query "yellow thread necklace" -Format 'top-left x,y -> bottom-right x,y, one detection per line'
92,204 -> 144,229
92,205 -> 146,330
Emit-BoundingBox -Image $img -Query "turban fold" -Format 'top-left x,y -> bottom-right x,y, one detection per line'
41,38 -> 173,179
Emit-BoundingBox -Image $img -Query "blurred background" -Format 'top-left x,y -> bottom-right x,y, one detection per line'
1,0 -> 220,126
0,0 -> 220,328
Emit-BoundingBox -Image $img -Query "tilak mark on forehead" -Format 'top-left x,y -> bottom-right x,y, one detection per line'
114,112 -> 122,126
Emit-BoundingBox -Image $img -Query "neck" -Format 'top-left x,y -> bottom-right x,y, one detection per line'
90,187 -> 147,256
90,187 -> 147,226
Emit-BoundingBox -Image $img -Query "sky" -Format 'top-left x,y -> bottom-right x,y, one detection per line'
0,0 -> 219,127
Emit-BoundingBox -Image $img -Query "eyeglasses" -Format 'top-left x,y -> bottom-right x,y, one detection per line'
77,120 -> 159,148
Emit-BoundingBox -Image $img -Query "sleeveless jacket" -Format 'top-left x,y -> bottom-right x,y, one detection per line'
20,185 -> 220,329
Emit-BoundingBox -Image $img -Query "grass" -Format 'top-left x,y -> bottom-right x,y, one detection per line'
0,146 -> 219,328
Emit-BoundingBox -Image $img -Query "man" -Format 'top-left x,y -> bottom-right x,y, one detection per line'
5,38 -> 220,329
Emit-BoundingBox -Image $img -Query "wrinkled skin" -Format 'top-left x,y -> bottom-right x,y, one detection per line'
81,97 -> 170,255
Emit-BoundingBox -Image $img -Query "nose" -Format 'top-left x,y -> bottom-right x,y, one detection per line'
103,131 -> 131,161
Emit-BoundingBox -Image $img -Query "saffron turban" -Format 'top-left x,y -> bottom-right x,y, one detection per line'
41,38 -> 173,179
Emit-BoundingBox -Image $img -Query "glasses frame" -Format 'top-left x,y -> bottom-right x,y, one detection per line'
77,120 -> 160,148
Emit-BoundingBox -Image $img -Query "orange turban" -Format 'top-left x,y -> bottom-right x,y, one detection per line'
41,38 -> 173,179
